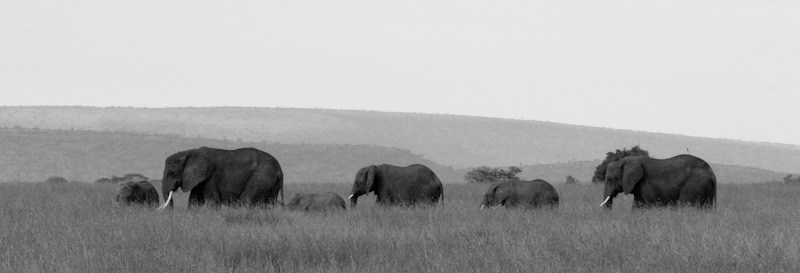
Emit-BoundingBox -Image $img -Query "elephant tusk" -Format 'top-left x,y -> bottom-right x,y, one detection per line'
599,196 -> 611,207
157,191 -> 174,212
348,194 -> 354,199
480,205 -> 487,210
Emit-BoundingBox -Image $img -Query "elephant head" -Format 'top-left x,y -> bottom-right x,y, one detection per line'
286,194 -> 306,210
480,183 -> 509,209
115,184 -> 133,204
157,149 -> 214,211
348,165 -> 377,208
600,158 -> 644,208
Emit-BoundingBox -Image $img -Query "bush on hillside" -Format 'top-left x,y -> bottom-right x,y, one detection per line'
784,174 -> 800,184
464,166 -> 522,183
95,173 -> 149,184
565,175 -> 578,184
592,145 -> 650,183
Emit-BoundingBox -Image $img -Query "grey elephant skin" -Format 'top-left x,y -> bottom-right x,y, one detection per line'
481,179 -> 559,209
160,147 -> 283,209
286,192 -> 346,212
116,181 -> 160,206
349,164 -> 443,207
601,154 -> 716,209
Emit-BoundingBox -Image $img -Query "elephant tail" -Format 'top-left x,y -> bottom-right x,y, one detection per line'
437,177 -> 444,205
278,170 -> 285,205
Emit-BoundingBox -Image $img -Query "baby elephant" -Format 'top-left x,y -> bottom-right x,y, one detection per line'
481,179 -> 559,209
116,181 -> 160,206
286,192 -> 347,212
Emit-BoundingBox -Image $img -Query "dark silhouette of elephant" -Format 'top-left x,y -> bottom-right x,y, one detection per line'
600,154 -> 716,209
157,147 -> 283,210
116,181 -> 160,206
349,164 -> 443,207
481,179 -> 559,209
286,192 -> 346,212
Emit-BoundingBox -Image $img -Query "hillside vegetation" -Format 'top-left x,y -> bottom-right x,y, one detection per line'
0,128 -> 787,184
0,128 -> 460,184
508,160 -> 788,185
2,182 -> 799,272
1,106 -> 798,173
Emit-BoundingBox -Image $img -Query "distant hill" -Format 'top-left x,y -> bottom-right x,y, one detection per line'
0,128 -> 460,184
472,160 -> 788,185
2,106 -> 799,173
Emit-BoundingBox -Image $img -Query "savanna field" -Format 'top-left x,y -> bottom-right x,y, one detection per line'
2,182 -> 799,272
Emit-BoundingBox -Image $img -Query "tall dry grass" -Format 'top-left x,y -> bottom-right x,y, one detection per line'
1,182 -> 799,272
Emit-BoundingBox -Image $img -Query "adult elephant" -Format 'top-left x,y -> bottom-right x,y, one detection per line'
156,147 -> 283,210
599,154 -> 716,209
116,181 -> 160,206
286,192 -> 346,212
480,179 -> 559,209
348,164 -> 443,207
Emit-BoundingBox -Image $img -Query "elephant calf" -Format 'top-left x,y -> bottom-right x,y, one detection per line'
481,179 -> 559,209
116,181 -> 160,206
286,192 -> 347,212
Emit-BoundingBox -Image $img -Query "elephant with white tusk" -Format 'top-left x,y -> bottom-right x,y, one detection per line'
157,147 -> 283,211
601,154 -> 716,209
349,164 -> 443,208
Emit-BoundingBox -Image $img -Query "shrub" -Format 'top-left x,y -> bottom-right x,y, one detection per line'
592,145 -> 650,183
464,166 -> 522,183
94,173 -> 149,184
45,176 -> 68,184
565,175 -> 578,184
784,174 -> 800,184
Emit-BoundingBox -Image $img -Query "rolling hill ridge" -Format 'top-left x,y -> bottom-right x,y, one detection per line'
1,106 -> 798,174
0,128 -> 788,184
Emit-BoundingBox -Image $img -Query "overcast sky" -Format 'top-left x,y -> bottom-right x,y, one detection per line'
2,1 -> 799,145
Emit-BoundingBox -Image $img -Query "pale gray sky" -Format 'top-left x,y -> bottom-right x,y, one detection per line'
2,1 -> 799,145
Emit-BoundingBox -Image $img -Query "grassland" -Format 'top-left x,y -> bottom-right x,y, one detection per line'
2,182 -> 799,272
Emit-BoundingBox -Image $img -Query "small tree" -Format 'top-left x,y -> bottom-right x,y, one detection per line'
565,175 -> 578,184
592,145 -> 650,183
95,173 -> 149,184
464,166 -> 522,183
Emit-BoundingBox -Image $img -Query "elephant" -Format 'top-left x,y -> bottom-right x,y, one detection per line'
286,192 -> 347,212
349,164 -> 443,207
157,147 -> 283,210
116,181 -> 160,206
480,179 -> 559,209
600,154 -> 716,209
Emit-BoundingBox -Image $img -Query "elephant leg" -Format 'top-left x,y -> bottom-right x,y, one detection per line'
677,188 -> 706,207
188,190 -> 204,208
239,179 -> 276,207
632,195 -> 648,209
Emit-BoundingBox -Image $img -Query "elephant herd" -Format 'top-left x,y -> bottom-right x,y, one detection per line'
116,146 -> 717,211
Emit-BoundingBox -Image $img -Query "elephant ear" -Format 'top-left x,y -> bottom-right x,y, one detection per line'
365,165 -> 377,194
181,150 -> 213,192
622,160 -> 644,194
492,183 -> 510,205
364,165 -> 378,194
